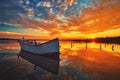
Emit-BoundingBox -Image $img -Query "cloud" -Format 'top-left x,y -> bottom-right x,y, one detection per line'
66,0 -> 120,34
0,0 -> 27,22
0,0 -> 120,39
0,30 -> 50,39
43,1 -> 51,7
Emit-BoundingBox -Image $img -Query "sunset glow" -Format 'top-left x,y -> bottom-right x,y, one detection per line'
0,0 -> 120,39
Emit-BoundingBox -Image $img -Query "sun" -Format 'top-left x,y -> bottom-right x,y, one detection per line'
91,36 -> 95,39
91,36 -> 96,42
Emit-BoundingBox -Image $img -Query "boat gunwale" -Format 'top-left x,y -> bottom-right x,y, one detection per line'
19,38 -> 59,46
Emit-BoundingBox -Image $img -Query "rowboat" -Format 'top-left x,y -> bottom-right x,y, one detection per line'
18,38 -> 60,74
19,38 -> 60,54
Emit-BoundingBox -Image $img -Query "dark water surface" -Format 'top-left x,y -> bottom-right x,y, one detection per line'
0,40 -> 120,80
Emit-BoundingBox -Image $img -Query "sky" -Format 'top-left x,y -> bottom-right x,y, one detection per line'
0,0 -> 120,39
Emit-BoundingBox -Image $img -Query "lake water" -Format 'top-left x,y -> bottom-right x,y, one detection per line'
0,40 -> 120,80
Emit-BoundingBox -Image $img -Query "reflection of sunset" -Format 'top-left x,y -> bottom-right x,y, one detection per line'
4,46 -> 17,50
0,42 -> 20,50
0,40 -> 120,80
60,41 -> 120,79
60,41 -> 120,54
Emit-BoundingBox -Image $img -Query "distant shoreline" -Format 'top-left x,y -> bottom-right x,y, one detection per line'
0,36 -> 120,44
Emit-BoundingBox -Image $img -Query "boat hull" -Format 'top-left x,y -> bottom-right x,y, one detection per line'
19,38 -> 59,54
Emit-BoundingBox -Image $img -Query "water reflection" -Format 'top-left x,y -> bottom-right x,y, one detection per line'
19,50 -> 60,75
61,41 -> 120,53
60,41 -> 120,80
0,40 -> 120,80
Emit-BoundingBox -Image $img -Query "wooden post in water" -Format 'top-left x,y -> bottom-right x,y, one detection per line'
100,44 -> 101,50
86,41 -> 87,49
71,41 -> 73,48
112,45 -> 114,51
105,43 -> 106,48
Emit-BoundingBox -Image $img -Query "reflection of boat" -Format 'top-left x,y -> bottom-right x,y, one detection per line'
19,50 -> 60,74
18,38 -> 60,74
19,38 -> 59,54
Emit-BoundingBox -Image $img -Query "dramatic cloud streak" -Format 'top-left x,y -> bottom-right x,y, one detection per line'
0,0 -> 120,39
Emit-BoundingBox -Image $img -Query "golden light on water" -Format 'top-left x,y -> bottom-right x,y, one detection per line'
0,40 -> 120,80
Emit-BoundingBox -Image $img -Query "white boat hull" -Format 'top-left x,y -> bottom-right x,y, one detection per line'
19,38 -> 59,54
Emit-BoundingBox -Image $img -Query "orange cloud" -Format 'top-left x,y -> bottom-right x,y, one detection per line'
43,1 -> 51,7
3,0 -> 120,39
0,31 -> 49,39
